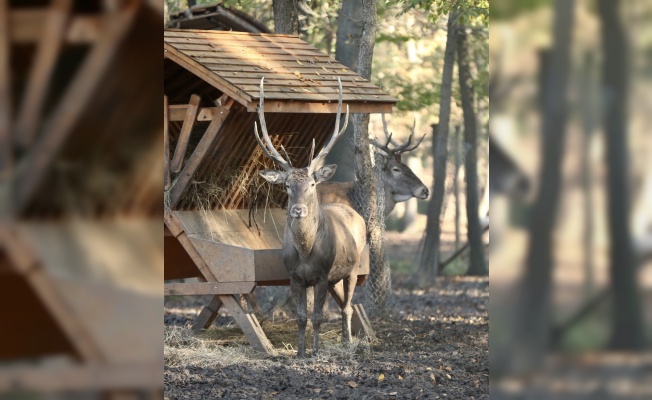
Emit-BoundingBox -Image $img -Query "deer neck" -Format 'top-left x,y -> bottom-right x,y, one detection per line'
382,183 -> 396,217
286,202 -> 321,259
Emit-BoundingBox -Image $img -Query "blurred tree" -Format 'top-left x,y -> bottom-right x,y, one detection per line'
457,27 -> 486,276
511,0 -> 575,373
598,0 -> 645,350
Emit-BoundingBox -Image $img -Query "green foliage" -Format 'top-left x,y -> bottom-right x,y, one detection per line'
490,0 -> 551,20
389,0 -> 489,26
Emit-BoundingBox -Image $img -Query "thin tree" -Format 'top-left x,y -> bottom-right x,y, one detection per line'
419,11 -> 458,284
598,0 -> 645,349
457,29 -> 486,276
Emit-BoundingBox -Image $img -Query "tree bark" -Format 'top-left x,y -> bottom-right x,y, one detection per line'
510,0 -> 575,373
325,0 -> 364,182
454,125 -> 461,250
273,0 -> 298,34
598,0 -> 645,350
418,12 -> 457,284
457,29 -> 486,277
352,0 -> 388,315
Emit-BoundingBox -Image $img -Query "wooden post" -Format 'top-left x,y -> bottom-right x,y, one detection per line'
164,95 -> 171,191
15,0 -> 72,149
170,94 -> 200,173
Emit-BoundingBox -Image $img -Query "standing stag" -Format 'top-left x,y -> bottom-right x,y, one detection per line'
317,115 -> 429,216
255,77 -> 366,357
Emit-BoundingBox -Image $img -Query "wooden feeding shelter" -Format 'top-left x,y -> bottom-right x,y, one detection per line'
0,0 -> 162,393
166,2 -> 271,33
164,29 -> 398,352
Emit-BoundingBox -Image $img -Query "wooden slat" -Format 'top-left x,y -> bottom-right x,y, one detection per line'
168,105 -> 218,122
164,43 -> 252,106
164,281 -> 255,295
15,0 -> 72,149
170,43 -> 333,57
0,0 -> 10,178
0,363 -> 162,391
170,94 -> 200,173
165,37 -> 314,50
165,29 -> 301,41
219,76 -> 377,87
168,96 -> 235,208
164,95 -> 170,190
244,100 -> 394,114
15,3 -> 138,213
10,9 -> 105,44
181,50 -> 333,62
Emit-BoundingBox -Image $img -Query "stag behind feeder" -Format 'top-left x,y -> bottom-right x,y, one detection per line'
255,77 -> 366,358
317,114 -> 429,217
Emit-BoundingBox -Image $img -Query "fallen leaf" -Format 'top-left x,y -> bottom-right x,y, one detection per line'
294,71 -> 302,78
445,366 -> 452,371
342,68 -> 347,72
314,388 -> 321,393
398,375 -> 403,380
426,367 -> 432,371
322,66 -> 328,71
430,373 -> 436,384
378,373 -> 385,381
316,71 -> 321,76
347,381 -> 358,388
296,59 -> 304,65
389,392 -> 397,396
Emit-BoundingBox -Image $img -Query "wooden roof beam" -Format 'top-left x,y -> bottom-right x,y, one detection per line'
170,94 -> 200,173
168,105 -> 221,122
244,100 -> 394,114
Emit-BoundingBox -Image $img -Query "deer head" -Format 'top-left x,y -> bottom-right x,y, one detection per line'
255,77 -> 349,219
371,115 -> 429,202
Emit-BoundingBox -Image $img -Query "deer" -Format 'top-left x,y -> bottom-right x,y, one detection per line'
254,77 -> 366,358
316,114 -> 429,216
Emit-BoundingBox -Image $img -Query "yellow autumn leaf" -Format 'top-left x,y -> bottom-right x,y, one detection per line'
378,373 -> 385,381
294,71 -> 302,78
398,375 -> 403,380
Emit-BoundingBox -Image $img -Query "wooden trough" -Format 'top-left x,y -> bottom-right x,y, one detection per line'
0,0 -> 162,394
164,29 -> 398,352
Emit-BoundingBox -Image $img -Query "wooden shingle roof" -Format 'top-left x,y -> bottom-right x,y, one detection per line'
164,29 -> 397,113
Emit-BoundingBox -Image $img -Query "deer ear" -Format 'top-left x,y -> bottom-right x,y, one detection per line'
259,170 -> 287,184
314,164 -> 337,183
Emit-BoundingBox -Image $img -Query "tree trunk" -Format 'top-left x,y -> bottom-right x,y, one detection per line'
352,0 -> 388,315
598,0 -> 645,350
418,12 -> 457,284
273,0 -> 298,34
325,0 -> 364,182
454,125 -> 461,250
457,29 -> 486,277
510,0 -> 575,374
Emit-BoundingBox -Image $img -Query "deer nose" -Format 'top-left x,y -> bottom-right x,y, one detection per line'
417,186 -> 429,199
289,204 -> 308,218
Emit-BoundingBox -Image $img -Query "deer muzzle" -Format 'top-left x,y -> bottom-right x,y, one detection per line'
289,204 -> 308,219
415,186 -> 429,199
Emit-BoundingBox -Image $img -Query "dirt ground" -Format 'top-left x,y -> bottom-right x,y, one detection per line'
164,270 -> 488,399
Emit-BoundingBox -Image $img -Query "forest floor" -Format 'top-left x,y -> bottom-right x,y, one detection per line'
164,229 -> 488,399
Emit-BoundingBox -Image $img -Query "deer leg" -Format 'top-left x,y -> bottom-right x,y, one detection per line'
291,278 -> 308,358
311,279 -> 329,356
341,273 -> 357,343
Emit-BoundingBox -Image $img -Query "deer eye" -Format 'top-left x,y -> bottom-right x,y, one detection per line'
392,168 -> 400,173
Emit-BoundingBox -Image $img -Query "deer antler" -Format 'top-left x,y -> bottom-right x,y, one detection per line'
254,77 -> 292,171
308,77 -> 349,171
372,116 -> 426,158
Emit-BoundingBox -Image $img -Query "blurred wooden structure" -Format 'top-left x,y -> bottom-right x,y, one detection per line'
0,0 -> 162,393
164,29 -> 397,351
